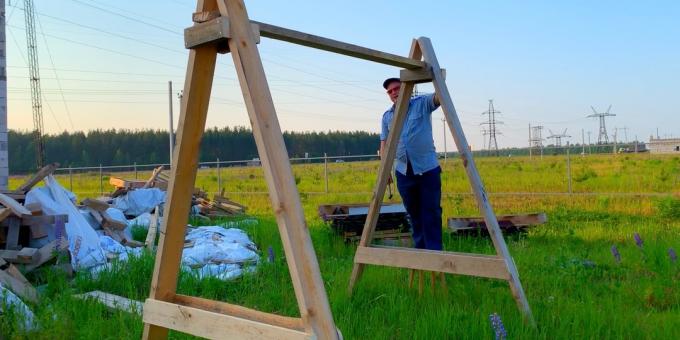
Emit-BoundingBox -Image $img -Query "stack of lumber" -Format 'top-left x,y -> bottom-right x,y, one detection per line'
447,212 -> 547,235
0,163 -> 70,303
81,198 -> 143,247
318,203 -> 410,242
193,193 -> 246,218
110,165 -> 168,197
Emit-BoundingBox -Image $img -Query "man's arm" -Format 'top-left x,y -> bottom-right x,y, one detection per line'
434,92 -> 440,107
380,140 -> 386,159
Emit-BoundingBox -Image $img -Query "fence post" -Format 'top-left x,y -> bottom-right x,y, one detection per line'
217,158 -> 221,194
566,149 -> 572,195
69,167 -> 73,191
324,153 -> 329,193
99,163 -> 103,196
134,162 -> 138,179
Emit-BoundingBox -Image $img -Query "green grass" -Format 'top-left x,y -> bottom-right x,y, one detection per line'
2,154 -> 680,339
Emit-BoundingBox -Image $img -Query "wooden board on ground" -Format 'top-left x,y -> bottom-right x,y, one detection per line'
0,266 -> 38,302
447,212 -> 547,233
13,162 -> 59,194
75,290 -> 143,314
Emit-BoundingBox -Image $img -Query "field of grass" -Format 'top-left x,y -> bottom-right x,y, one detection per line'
2,154 -> 679,339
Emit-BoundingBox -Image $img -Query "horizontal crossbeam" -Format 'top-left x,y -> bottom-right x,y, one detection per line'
184,16 -> 260,50
143,298 -> 309,340
354,245 -> 510,280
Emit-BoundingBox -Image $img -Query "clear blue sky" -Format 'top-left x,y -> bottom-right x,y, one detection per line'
5,0 -> 679,151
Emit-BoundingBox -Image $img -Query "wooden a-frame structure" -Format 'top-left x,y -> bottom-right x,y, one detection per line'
142,0 -> 533,338
347,40 -> 535,324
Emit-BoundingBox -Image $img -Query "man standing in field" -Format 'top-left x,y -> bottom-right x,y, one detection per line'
380,78 -> 442,250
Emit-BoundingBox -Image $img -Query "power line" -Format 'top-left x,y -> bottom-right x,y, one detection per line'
480,99 -> 502,156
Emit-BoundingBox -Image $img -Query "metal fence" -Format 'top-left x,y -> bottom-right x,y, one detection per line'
44,143 -> 678,198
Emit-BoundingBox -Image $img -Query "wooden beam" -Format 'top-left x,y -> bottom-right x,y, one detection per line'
143,166 -> 165,189
254,20 -> 425,69
143,299 -> 309,340
354,246 -> 509,280
142,1 -> 219,339
0,193 -> 31,217
13,162 -> 59,193
174,294 -> 304,331
0,207 -> 13,222
417,36 -> 534,324
348,40 -> 420,294
0,214 -> 69,228
75,290 -> 143,314
5,217 -> 21,250
145,207 -> 159,250
399,67 -> 446,84
82,198 -> 110,212
220,0 -> 338,338
184,16 -> 260,50
24,238 -> 66,272
0,267 -> 38,303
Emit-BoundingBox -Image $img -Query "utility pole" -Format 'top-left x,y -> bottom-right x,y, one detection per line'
581,129 -> 585,155
0,0 -> 8,189
587,131 -> 592,154
168,81 -> 175,168
621,126 -> 629,143
480,99 -> 502,156
587,105 -> 616,145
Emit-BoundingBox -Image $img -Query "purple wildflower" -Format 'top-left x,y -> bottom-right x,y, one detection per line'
633,233 -> 643,248
670,248 -> 678,263
489,313 -> 507,340
267,246 -> 275,263
611,245 -> 621,263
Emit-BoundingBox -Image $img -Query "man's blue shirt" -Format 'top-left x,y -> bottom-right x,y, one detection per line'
381,93 -> 440,175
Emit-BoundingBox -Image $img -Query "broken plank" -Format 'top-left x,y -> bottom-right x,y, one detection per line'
24,238 -> 67,272
82,198 -> 110,212
0,207 -> 11,221
75,290 -> 143,315
17,247 -> 39,263
100,210 -> 127,230
13,162 -> 59,194
0,193 -> 31,217
0,269 -> 38,303
143,166 -> 165,189
5,217 -> 21,250
145,207 -> 159,250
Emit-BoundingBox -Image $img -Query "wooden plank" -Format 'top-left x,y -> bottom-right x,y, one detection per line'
354,246 -> 509,280
75,290 -> 143,314
174,294 -> 304,331
100,210 -> 127,230
184,16 -> 260,50
0,193 -> 31,217
17,247 -> 39,263
255,20 -> 425,69
221,0 -> 338,338
24,238 -> 66,272
5,217 -> 21,250
87,208 -> 104,226
399,67 -> 446,84
0,214 -> 68,227
29,224 -> 48,239
348,40 -> 420,294
13,162 -> 59,193
143,166 -> 165,189
109,177 -> 146,189
417,36 -> 534,324
448,212 -> 547,231
143,299 -> 309,340
145,207 -> 159,250
82,198 -> 110,212
0,268 -> 38,303
0,207 -> 11,222
143,2 -> 219,339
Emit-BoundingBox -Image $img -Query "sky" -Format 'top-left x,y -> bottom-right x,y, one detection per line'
4,0 -> 680,152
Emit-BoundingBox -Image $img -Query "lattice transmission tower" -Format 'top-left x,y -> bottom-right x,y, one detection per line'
587,105 -> 615,145
481,99 -> 502,156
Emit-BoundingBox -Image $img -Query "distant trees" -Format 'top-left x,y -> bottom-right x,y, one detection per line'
8,128 -> 379,173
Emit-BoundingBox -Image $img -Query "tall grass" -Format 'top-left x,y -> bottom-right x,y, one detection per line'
3,154 -> 679,339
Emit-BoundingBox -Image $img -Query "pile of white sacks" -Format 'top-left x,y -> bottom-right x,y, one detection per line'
22,175 -> 260,278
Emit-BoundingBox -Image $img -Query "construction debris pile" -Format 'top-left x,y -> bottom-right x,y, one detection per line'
0,164 -> 255,321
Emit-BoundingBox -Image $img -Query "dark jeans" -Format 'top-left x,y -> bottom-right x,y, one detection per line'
395,163 -> 442,250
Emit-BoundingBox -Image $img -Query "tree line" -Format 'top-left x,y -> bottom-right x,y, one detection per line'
9,127 -> 380,173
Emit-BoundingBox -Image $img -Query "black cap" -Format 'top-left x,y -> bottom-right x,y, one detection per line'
382,77 -> 400,89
